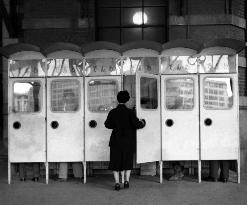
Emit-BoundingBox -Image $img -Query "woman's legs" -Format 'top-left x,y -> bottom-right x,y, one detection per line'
120,171 -> 124,183
125,170 -> 131,182
113,171 -> 120,183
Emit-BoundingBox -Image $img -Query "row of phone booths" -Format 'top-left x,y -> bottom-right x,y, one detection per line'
1,39 -> 244,184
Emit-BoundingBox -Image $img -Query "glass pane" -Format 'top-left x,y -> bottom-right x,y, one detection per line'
9,60 -> 45,77
122,28 -> 142,43
144,7 -> 166,25
51,80 -> 80,112
161,56 -> 197,74
144,0 -> 167,6
140,77 -> 158,109
13,82 -> 41,112
166,78 -> 194,110
88,80 -> 118,112
122,0 -> 142,7
121,8 -> 143,26
47,59 -> 83,76
98,28 -> 120,44
198,55 -> 236,73
204,78 -> 233,109
144,27 -> 164,43
97,8 -> 120,27
122,57 -> 159,74
97,0 -> 120,7
85,58 -> 121,76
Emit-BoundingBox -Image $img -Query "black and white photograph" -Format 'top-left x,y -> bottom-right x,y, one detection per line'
0,0 -> 247,204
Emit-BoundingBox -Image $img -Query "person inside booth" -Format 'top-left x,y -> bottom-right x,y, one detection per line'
57,89 -> 83,182
105,90 -> 145,191
204,161 -> 230,183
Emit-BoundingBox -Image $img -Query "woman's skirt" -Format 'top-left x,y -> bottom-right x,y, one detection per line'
109,146 -> 133,171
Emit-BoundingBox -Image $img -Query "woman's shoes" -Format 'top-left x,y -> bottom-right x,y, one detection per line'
114,183 -> 120,191
124,181 -> 129,188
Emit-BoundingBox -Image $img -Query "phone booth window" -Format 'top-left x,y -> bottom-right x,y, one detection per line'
50,80 -> 80,112
47,59 -> 83,76
88,80 -> 118,112
161,56 -> 197,74
9,60 -> 46,77
140,77 -> 158,109
198,55 -> 236,73
166,78 -> 194,110
84,58 -> 121,76
13,82 -> 41,112
203,78 -> 233,109
123,57 -> 159,75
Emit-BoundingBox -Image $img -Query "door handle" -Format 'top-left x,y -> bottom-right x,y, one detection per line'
51,121 -> 59,129
165,119 -> 174,127
13,121 -> 21,129
204,118 -> 212,126
89,120 -> 97,128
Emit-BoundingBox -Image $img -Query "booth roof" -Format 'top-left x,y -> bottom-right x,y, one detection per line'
0,43 -> 41,58
43,42 -> 82,56
0,39 -> 245,58
81,41 -> 121,54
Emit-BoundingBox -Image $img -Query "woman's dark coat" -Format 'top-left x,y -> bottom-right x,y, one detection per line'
104,104 -> 145,152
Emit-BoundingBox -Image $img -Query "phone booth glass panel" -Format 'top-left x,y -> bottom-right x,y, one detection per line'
9,59 -> 45,77
9,79 -> 46,162
161,76 -> 199,160
85,58 -> 121,76
200,74 -> 238,160
47,78 -> 84,162
85,77 -> 121,161
47,58 -> 84,76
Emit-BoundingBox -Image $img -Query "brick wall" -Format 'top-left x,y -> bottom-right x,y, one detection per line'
232,0 -> 245,18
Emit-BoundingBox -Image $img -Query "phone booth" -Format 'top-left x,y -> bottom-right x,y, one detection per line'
198,39 -> 242,183
82,42 -> 122,182
45,43 -> 84,183
5,43 -> 46,184
160,40 -> 201,182
122,41 -> 162,182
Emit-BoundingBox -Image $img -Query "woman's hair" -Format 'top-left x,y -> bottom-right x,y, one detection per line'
117,90 -> 130,103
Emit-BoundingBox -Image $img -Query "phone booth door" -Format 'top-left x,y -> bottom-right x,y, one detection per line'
85,76 -> 121,161
200,74 -> 239,160
8,78 -> 46,162
161,75 -> 199,160
136,72 -> 161,163
47,77 -> 84,162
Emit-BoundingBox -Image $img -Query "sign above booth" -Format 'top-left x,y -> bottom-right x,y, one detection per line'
0,39 -> 245,77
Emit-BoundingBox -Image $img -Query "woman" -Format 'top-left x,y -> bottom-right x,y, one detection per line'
104,90 -> 145,191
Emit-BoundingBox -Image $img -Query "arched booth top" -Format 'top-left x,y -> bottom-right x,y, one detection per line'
44,42 -> 83,77
82,41 -> 121,58
0,43 -> 44,60
82,41 -> 122,76
199,38 -> 245,55
1,43 -> 46,77
121,40 -> 162,57
44,42 -> 83,59
161,39 -> 201,56
121,41 -> 162,75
